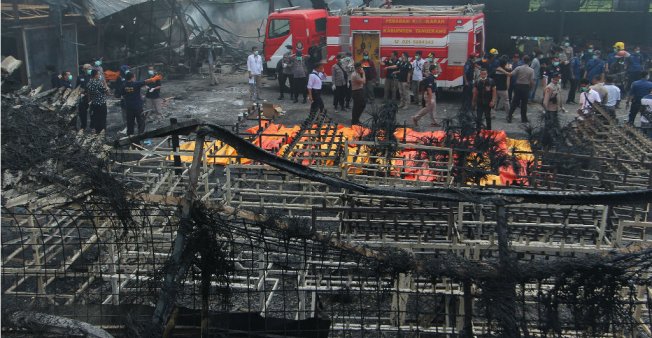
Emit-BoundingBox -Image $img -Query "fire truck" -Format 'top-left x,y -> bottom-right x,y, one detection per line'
263,5 -> 485,88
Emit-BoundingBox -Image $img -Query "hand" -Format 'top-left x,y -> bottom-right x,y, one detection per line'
149,88 -> 155,93
561,108 -> 567,113
489,101 -> 495,108
308,96 -> 313,102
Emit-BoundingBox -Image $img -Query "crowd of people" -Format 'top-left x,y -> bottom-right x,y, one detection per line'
260,40 -> 651,134
50,59 -> 164,137
461,41 -> 652,131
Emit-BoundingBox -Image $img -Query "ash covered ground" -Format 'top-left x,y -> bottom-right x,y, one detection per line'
104,72 -> 632,139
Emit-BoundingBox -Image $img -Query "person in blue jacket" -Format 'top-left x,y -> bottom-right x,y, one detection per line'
584,50 -> 605,83
627,46 -> 649,89
567,52 -> 582,104
121,72 -> 158,136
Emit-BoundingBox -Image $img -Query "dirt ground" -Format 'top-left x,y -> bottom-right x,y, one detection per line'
104,72 -> 632,140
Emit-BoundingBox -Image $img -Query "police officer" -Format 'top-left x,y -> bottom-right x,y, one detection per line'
277,45 -> 293,100
307,63 -> 326,113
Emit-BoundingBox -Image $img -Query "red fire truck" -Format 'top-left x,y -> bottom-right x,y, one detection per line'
263,5 -> 485,88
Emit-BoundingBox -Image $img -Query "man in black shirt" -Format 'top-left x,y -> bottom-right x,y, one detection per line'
122,72 -> 158,135
383,51 -> 399,101
145,66 -> 163,118
472,68 -> 497,131
397,52 -> 413,109
76,64 -> 92,130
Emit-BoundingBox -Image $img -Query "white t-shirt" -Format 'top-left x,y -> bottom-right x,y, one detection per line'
307,71 -> 325,90
579,88 -> 601,114
604,84 -> 621,107
641,94 -> 652,123
412,59 -> 426,81
247,54 -> 263,75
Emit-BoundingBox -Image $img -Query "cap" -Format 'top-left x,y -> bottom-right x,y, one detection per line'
489,48 -> 498,55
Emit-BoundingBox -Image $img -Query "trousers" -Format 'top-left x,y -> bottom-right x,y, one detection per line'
413,97 -> 436,124
509,84 -> 531,122
310,89 -> 324,113
89,103 -> 107,133
78,95 -> 89,129
476,104 -> 492,131
495,90 -> 510,111
384,78 -> 398,101
292,77 -> 307,100
333,85 -> 347,109
126,108 -> 146,135
351,89 -> 366,124
398,81 -> 410,107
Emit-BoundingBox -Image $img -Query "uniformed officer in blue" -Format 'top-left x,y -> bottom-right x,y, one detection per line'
120,72 -> 159,136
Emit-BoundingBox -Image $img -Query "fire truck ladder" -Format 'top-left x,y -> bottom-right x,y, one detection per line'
348,4 -> 485,16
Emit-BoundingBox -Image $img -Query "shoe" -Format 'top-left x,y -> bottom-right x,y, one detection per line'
430,122 -> 440,127
412,116 -> 419,126
507,117 -> 513,123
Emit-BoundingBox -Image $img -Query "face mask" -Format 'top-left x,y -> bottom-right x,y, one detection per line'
580,87 -> 588,92
553,61 -> 560,66
254,50 -> 259,56
564,42 -> 570,47
614,48 -> 618,53
95,60 -> 102,66
86,69 -> 92,75
363,56 -> 369,60
415,55 -> 420,60
593,55 -> 599,60
67,74 -> 73,81
148,70 -> 155,76
634,50 -> 640,54
587,49 -> 593,53
479,76 -> 487,81
297,56 -> 302,61
427,58 -> 433,62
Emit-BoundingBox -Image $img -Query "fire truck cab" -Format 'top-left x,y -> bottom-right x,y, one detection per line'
263,5 -> 485,89
263,8 -> 328,75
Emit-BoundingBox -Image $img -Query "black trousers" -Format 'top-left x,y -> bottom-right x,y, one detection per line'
351,89 -> 365,124
508,84 -> 530,122
310,89 -> 324,113
333,85 -> 346,109
278,73 -> 292,97
629,99 -> 643,124
89,103 -> 107,133
292,77 -> 307,100
78,96 -> 89,129
567,78 -> 578,103
462,84 -> 473,112
560,64 -> 571,88
476,104 -> 492,131
126,108 -> 146,135
508,81 -> 515,101
345,81 -> 352,107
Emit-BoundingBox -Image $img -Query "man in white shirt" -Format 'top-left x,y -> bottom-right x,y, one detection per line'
411,51 -> 426,105
640,89 -> 652,138
603,75 -> 621,118
307,63 -> 326,113
578,78 -> 601,117
247,46 -> 264,101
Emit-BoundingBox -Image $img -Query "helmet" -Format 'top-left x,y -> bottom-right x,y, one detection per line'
613,42 -> 625,50
489,48 -> 498,55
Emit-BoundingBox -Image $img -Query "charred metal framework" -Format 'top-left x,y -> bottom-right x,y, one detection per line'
2,91 -> 652,337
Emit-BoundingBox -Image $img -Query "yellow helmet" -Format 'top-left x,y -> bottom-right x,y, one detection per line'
489,48 -> 498,55
613,41 -> 625,50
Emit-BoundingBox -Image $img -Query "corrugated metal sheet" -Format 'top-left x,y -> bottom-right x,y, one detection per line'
85,0 -> 149,20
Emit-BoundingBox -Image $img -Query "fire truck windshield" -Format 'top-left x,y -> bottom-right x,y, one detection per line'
268,19 -> 290,39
